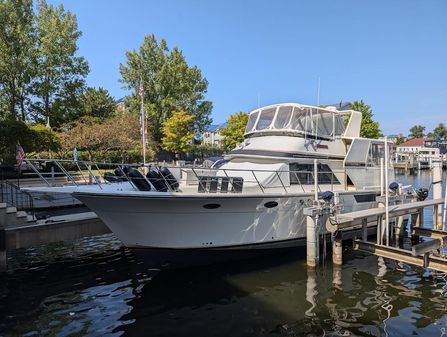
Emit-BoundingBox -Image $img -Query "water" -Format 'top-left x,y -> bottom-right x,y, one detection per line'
1,171 -> 447,337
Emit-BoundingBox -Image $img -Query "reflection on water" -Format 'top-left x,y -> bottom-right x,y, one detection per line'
1,171 -> 447,336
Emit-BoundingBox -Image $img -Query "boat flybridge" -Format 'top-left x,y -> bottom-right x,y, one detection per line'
24,102 -> 400,266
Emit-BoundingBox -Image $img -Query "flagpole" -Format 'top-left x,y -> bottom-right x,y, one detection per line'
139,78 -> 147,172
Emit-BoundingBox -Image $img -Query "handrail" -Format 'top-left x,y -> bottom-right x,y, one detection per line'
23,158 -> 351,195
0,180 -> 35,217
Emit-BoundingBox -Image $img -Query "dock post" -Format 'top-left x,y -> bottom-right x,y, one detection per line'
305,209 -> 319,268
411,208 -> 422,244
332,231 -> 342,265
433,160 -> 443,229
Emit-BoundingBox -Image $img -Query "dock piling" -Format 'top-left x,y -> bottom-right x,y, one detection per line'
433,160 -> 443,229
305,211 -> 319,268
332,231 -> 342,265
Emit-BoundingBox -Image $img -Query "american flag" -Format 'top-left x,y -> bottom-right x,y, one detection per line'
138,82 -> 144,97
16,142 -> 25,165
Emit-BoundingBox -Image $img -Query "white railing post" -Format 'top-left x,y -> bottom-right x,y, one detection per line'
384,137 -> 390,246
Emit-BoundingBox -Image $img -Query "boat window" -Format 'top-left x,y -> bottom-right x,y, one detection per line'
289,163 -> 340,185
245,111 -> 259,133
255,107 -> 276,130
274,106 -> 293,129
314,109 -> 334,137
368,143 -> 384,166
290,107 -> 311,132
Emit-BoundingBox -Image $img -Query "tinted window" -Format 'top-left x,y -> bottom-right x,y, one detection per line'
289,163 -> 340,185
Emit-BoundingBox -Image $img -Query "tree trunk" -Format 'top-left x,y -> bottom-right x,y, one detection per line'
44,93 -> 50,125
20,97 -> 25,121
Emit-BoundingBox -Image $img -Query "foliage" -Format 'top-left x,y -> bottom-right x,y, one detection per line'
30,0 -> 89,126
395,136 -> 406,145
408,125 -> 425,139
220,112 -> 249,151
431,123 -> 447,139
58,112 -> 148,161
28,124 -> 60,152
161,111 -> 195,157
119,34 -> 212,144
0,120 -> 60,164
79,87 -> 116,121
0,0 -> 36,120
349,100 -> 381,139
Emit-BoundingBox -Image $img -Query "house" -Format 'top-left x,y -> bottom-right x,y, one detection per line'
116,97 -> 127,113
396,138 -> 434,154
396,138 -> 440,168
202,123 -> 227,146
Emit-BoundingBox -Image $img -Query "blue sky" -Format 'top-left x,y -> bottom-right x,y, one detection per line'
48,0 -> 447,135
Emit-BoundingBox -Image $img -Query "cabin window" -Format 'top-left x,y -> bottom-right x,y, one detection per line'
274,106 -> 293,129
289,163 -> 340,185
245,111 -> 259,132
255,107 -> 276,130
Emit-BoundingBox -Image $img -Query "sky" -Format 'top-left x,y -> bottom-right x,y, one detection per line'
48,0 -> 447,135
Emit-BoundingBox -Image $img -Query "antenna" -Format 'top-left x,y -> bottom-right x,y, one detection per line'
317,77 -> 321,106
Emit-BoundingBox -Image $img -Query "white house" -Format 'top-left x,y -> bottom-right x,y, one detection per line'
202,123 -> 227,146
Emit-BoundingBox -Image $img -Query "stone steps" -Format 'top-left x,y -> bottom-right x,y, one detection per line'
0,203 -> 35,228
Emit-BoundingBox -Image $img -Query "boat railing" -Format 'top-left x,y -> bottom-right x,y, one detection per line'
23,158 -> 345,195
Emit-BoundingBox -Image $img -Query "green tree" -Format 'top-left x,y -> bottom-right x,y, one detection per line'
0,0 -> 36,121
431,123 -> 447,139
119,34 -> 212,145
349,100 -> 381,139
31,0 -> 89,126
59,112 -> 144,161
28,124 -> 60,153
161,111 -> 195,158
409,125 -> 425,139
220,112 -> 249,151
79,87 -> 116,121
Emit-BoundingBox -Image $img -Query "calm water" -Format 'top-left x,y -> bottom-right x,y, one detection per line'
1,171 -> 447,337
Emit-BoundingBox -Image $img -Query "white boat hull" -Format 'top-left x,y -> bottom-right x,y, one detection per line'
73,191 -> 377,250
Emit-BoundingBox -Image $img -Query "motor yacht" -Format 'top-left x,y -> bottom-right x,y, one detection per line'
29,102 -> 399,266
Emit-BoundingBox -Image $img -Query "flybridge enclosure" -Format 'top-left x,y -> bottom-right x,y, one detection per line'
344,138 -> 392,167
244,103 -> 351,140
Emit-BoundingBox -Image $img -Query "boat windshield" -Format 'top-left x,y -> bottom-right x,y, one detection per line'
245,104 -> 345,139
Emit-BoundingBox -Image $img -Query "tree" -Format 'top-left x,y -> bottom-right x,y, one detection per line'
0,0 -> 36,121
349,100 -> 381,139
119,34 -> 212,144
58,112 -> 144,161
161,111 -> 195,158
79,87 -> 116,121
220,112 -> 249,151
31,0 -> 89,127
409,125 -> 425,139
431,123 -> 447,140
28,124 -> 60,153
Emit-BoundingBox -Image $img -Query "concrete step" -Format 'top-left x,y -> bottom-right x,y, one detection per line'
6,207 -> 17,214
4,207 -> 19,227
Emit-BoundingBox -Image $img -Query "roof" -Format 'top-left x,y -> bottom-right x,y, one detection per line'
207,123 -> 227,132
397,138 -> 433,147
